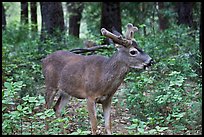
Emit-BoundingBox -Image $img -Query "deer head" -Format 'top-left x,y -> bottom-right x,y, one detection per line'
101,23 -> 153,70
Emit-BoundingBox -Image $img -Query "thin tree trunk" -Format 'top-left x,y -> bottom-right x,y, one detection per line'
141,3 -> 146,36
152,2 -> 156,35
101,2 -> 121,44
67,2 -> 84,38
200,3 -> 202,54
40,2 -> 65,41
30,2 -> 37,31
176,2 -> 194,27
158,2 -> 169,31
2,3 -> 6,30
21,2 -> 28,24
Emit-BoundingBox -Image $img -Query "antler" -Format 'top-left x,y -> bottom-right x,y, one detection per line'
101,23 -> 138,48
101,28 -> 132,47
125,23 -> 138,40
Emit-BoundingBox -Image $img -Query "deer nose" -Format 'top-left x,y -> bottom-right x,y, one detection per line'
147,59 -> 154,66
148,59 -> 154,66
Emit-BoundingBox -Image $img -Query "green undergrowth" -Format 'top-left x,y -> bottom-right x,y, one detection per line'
2,24 -> 202,135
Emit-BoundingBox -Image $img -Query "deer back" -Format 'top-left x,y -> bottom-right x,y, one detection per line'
42,50 -> 84,89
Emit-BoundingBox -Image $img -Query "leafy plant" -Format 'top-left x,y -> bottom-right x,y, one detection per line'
123,25 -> 202,135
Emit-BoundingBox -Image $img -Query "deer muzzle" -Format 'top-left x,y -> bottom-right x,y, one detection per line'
143,59 -> 154,70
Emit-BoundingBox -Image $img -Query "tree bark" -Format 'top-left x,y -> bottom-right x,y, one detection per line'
200,3 -> 202,54
2,3 -> 6,30
141,3 -> 147,36
176,2 -> 194,27
101,2 -> 121,44
40,2 -> 65,40
21,2 -> 28,24
67,2 -> 84,38
158,2 -> 169,31
30,2 -> 37,31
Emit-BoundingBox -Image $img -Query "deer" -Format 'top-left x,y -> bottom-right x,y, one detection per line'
42,23 -> 153,135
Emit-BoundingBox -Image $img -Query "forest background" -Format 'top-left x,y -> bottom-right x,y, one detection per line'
2,2 -> 202,135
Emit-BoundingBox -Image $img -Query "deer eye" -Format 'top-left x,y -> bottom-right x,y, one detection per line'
129,49 -> 138,56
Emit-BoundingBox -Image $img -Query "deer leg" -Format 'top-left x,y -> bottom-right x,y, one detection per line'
87,98 -> 97,135
53,93 -> 69,134
45,87 -> 57,109
44,88 -> 57,131
54,93 -> 70,117
102,98 -> 112,135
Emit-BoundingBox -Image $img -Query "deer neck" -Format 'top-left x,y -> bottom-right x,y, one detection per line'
103,51 -> 129,84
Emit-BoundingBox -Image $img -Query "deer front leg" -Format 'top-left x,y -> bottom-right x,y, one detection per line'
87,98 -> 97,135
102,98 -> 112,135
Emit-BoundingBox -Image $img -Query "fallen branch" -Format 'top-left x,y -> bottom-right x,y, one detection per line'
70,45 -> 109,54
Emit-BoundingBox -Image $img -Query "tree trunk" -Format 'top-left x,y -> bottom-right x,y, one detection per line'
141,3 -> 147,36
21,2 -> 28,24
101,2 -> 121,44
158,2 -> 169,31
200,3 -> 202,54
151,2 -> 156,34
67,2 -> 84,38
30,2 -> 37,31
2,3 -> 6,30
176,2 -> 194,27
40,2 -> 65,40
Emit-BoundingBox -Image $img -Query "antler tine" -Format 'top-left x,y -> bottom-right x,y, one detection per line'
101,28 -> 132,47
125,23 -> 138,40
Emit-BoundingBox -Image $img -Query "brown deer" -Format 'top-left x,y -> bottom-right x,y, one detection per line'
42,23 -> 153,135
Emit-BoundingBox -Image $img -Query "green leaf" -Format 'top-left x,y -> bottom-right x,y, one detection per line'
55,117 -> 65,122
40,115 -> 46,119
2,106 -> 7,111
35,112 -> 44,116
148,129 -> 157,134
168,71 -> 181,76
166,115 -> 171,121
156,126 -> 168,132
69,131 -> 79,135
126,124 -> 137,129
174,125 -> 187,131
4,82 -> 12,90
22,95 -> 29,101
138,127 -> 144,133
172,112 -> 185,118
22,106 -> 29,111
139,24 -> 146,28
80,130 -> 91,135
28,97 -> 38,102
17,105 -> 22,111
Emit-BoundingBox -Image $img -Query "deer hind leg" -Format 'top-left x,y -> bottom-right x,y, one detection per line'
45,87 -> 57,109
102,99 -> 112,135
44,87 -> 57,131
87,98 -> 97,135
52,92 -> 70,134
54,92 -> 70,117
